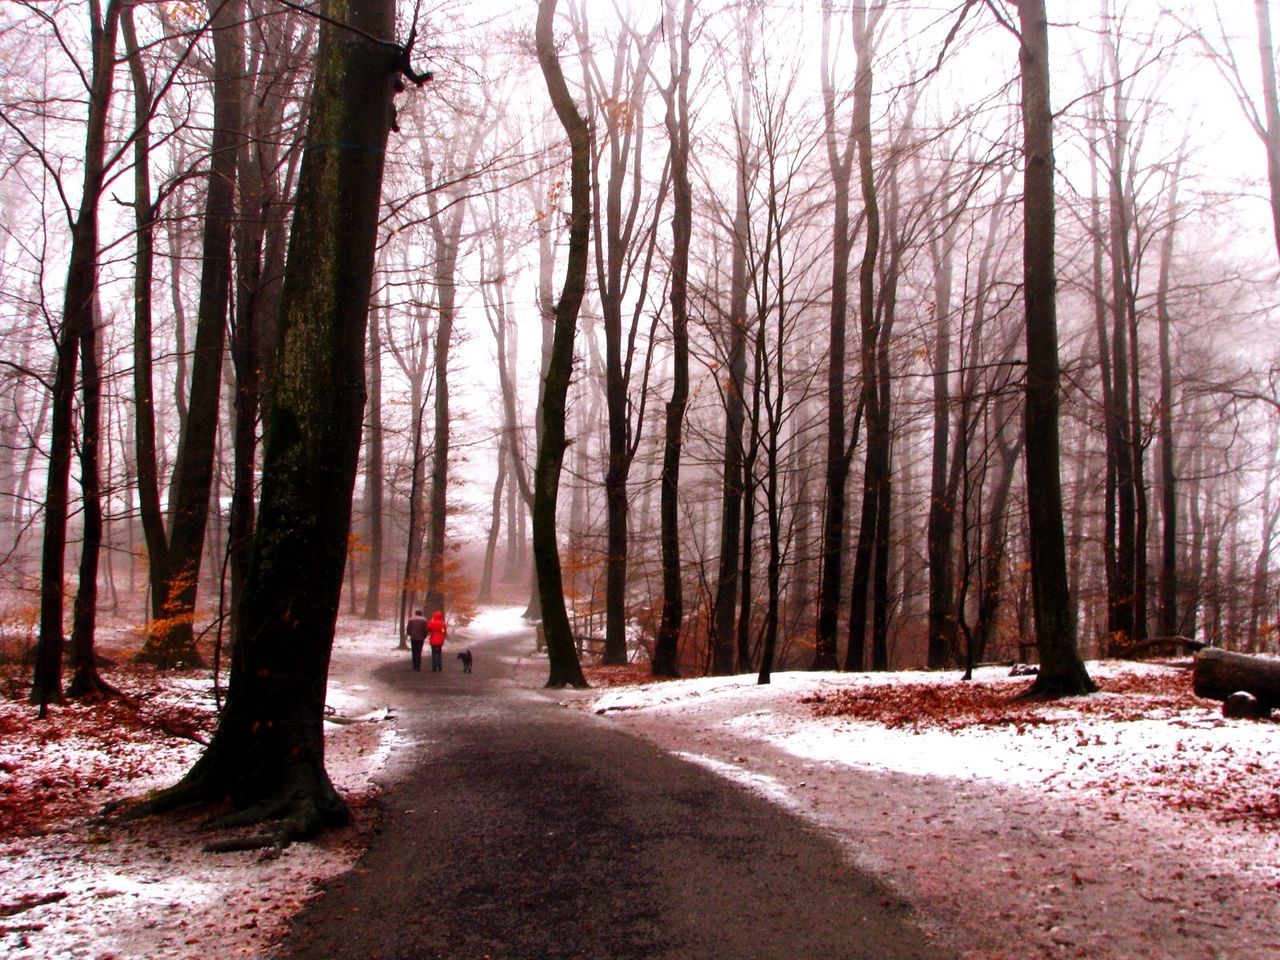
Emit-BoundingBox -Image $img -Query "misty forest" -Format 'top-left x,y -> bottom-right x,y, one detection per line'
4,0 -> 1280,835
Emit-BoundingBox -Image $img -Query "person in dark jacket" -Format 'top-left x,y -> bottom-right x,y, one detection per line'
406,609 -> 429,672
427,610 -> 447,672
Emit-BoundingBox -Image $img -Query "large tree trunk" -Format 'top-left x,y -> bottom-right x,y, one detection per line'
844,1 -> 886,673
138,0 -> 245,669
1156,150 -> 1185,639
1105,82 -> 1137,649
577,13 -> 662,667
870,149 -> 905,673
132,0 -> 404,840
926,211 -> 958,670
32,0 -> 122,712
67,303 -> 110,698
813,1 -> 856,672
653,0 -> 693,679
534,0 -> 589,689
229,10 -> 299,639
121,2 -> 174,656
362,295 -> 386,619
710,4 -> 755,676
424,230 -> 455,618
1014,0 -> 1095,697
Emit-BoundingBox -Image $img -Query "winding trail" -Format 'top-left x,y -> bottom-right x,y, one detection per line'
280,615 -> 952,960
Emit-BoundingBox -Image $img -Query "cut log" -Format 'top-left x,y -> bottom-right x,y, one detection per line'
1192,649 -> 1280,710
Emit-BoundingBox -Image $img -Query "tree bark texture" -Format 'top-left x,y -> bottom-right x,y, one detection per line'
32,0 -> 122,711
844,1 -> 885,673
653,0 -> 693,679
1156,150 -> 1185,639
534,0 -> 589,689
1193,648 -> 1280,710
139,0 -> 402,837
138,0 -> 245,668
1014,0 -> 1095,696
711,3 -> 756,676
814,0 -> 855,672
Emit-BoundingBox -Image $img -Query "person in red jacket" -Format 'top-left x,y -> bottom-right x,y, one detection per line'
427,610 -> 447,672
405,609 -> 429,672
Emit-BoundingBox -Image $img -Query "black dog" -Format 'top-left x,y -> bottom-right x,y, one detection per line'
457,650 -> 473,673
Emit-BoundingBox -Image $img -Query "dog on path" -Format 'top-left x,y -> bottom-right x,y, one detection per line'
457,650 -> 473,673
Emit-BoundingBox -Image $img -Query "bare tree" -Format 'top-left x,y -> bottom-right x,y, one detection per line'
31,0 -> 123,712
653,0 -> 695,678
132,0 -> 418,841
1009,0 -> 1095,696
534,0 -> 589,688
813,0 -> 858,671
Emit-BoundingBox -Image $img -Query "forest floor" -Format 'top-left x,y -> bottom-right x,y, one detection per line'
0,606 -> 1277,959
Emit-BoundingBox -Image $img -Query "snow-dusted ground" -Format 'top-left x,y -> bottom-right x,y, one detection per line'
566,661 -> 1280,960
2,607 -> 1277,959
0,618 -> 404,960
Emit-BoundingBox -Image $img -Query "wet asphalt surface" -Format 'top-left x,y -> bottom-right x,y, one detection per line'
279,624 -> 954,960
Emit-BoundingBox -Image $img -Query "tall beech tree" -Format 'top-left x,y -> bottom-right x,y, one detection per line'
534,0 -> 589,689
1009,0 -> 1094,696
420,98 -> 492,617
575,4 -> 665,666
1155,147 -> 1187,639
844,0 -> 887,673
653,0 -> 695,678
813,0 -> 857,671
131,0 -> 420,840
136,0 -> 245,669
31,0 -> 123,712
228,4 -> 309,636
709,0 -> 756,676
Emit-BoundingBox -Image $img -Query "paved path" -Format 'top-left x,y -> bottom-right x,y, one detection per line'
280,621 -> 953,960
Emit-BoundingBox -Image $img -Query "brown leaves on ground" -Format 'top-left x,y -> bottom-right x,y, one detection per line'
0,663 -> 214,838
799,669 -> 1203,731
801,667 -> 1280,828
582,661 -> 660,688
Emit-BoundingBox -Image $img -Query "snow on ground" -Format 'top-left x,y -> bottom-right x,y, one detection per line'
565,660 -> 1280,960
3,609 -> 1279,960
0,619 -> 403,960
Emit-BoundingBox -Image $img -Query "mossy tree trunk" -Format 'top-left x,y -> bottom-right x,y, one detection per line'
534,0 -> 588,690
134,0 -> 405,839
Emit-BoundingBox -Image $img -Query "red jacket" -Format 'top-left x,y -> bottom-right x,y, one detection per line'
427,611 -> 446,647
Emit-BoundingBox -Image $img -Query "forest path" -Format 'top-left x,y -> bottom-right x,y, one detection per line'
279,616 -> 953,960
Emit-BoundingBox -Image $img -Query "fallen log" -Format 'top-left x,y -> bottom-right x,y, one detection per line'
1192,649 -> 1280,712
1113,635 -> 1204,660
